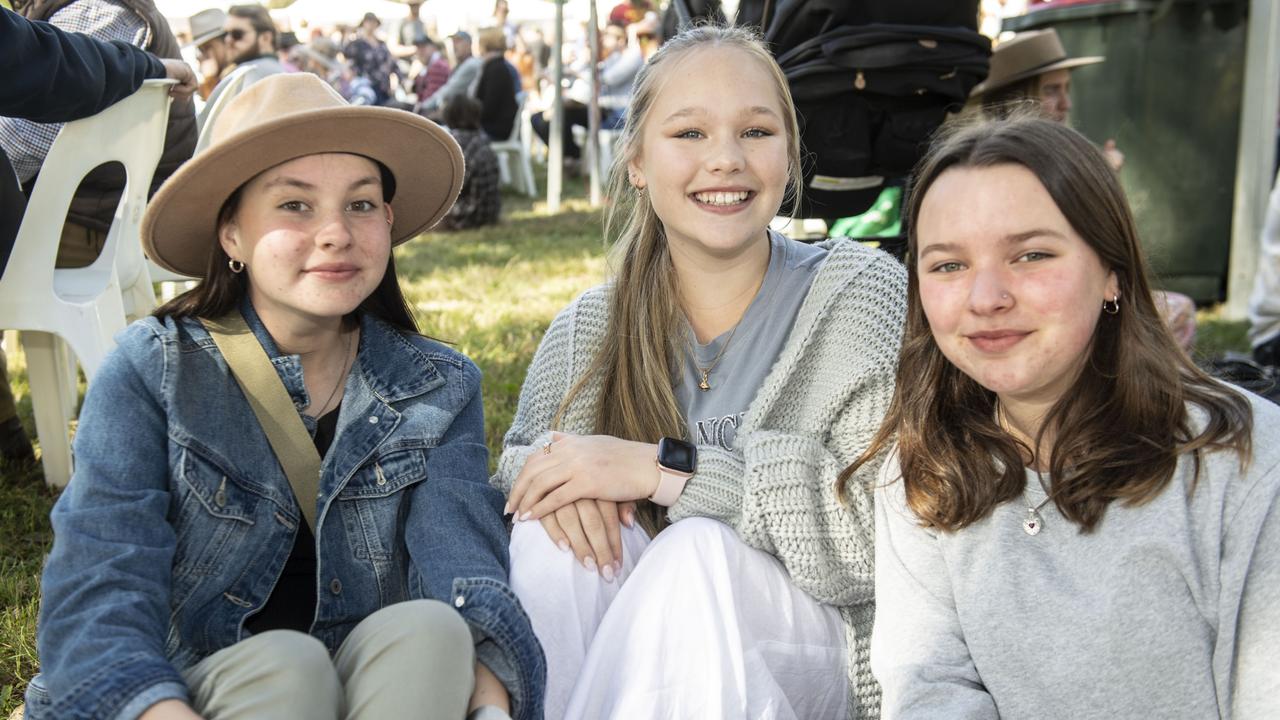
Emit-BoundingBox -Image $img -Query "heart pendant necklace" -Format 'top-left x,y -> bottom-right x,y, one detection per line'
1022,470 -> 1052,536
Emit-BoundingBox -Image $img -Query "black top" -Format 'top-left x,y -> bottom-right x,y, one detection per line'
0,6 -> 165,123
475,55 -> 518,141
243,405 -> 340,635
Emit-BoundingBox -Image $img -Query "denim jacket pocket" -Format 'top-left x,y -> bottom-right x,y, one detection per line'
335,445 -> 429,563
171,445 -> 262,583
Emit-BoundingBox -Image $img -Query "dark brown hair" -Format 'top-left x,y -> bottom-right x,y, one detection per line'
838,116 -> 1252,533
228,4 -> 277,48
154,165 -> 419,335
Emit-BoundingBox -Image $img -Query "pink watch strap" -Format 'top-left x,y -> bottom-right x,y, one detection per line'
649,462 -> 692,506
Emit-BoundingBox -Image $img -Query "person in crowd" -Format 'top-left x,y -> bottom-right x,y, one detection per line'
494,25 -> 904,720
388,0 -> 424,59
294,36 -> 376,106
970,28 -> 1123,171
412,35 -> 452,107
608,0 -> 652,26
201,3 -> 285,124
508,31 -> 538,99
417,30 -> 481,117
1250,168 -> 1280,367
222,3 -> 279,69
474,26 -> 518,141
530,20 -> 643,172
24,72 -> 543,720
440,96 -> 501,231
276,30 -> 300,72
343,11 -> 397,106
861,116 -> 1278,718
492,0 -> 516,48
0,4 -> 196,469
185,7 -> 230,100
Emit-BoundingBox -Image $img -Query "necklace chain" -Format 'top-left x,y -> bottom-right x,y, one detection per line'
996,401 -> 1055,536
312,327 -> 354,418
689,315 -> 745,392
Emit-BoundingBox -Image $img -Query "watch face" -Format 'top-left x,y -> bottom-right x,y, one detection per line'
658,437 -> 697,474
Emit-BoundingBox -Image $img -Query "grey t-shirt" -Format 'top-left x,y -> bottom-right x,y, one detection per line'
675,232 -> 827,450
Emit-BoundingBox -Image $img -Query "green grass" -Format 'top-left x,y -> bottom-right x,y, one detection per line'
0,168 -> 1258,715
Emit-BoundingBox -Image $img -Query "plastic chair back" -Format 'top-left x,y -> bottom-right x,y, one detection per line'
0,79 -> 173,486
490,93 -> 538,197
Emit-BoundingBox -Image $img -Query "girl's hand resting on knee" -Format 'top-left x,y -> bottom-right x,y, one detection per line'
506,432 -> 659,521
139,700 -> 204,720
540,499 -> 635,582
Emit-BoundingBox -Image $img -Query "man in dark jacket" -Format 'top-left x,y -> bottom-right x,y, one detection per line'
1,6 -> 195,120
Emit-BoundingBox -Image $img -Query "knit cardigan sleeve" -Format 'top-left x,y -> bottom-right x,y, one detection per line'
667,244 -> 906,610
491,285 -> 610,494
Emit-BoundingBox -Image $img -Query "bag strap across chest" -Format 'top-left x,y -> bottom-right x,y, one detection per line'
201,312 -> 322,531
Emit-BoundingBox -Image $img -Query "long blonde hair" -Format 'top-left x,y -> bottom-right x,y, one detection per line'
554,25 -> 803,534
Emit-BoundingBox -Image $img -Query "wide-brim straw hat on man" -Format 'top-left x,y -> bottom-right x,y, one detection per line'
970,28 -> 1103,97
143,73 -> 464,277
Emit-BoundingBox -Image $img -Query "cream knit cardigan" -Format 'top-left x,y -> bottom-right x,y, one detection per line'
492,239 -> 907,718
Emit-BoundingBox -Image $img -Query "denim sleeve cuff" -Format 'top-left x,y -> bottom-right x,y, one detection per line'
44,652 -> 187,720
113,681 -> 190,720
451,577 -> 546,720
474,638 -> 519,701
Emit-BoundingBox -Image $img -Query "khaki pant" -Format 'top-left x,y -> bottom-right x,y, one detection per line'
181,600 -> 476,720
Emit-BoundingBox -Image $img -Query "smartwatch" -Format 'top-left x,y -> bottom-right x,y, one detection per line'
650,437 -> 696,506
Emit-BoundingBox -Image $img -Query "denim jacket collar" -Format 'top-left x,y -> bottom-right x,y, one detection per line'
237,298 -> 446,411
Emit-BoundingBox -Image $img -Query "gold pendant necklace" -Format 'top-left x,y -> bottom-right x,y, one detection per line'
691,315 -> 745,392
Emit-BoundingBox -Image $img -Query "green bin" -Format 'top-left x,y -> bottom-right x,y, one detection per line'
1005,0 -> 1248,302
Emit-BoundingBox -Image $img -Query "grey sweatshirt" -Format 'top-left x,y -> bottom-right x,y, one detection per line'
872,391 -> 1280,719
493,239 -> 907,718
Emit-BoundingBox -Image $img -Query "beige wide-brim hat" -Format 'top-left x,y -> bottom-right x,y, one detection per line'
142,73 -> 464,277
970,29 -> 1104,97
184,8 -> 227,48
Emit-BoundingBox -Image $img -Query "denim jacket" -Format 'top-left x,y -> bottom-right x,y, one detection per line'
26,303 -> 545,720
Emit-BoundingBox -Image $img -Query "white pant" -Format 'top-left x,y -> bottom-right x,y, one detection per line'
510,517 -> 848,720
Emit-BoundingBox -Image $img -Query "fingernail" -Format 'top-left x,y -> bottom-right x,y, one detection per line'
583,556 -> 596,573
622,510 -> 634,528
601,563 -> 615,583
614,560 -> 622,574
518,511 -> 531,522
556,540 -> 570,553
503,502 -> 511,515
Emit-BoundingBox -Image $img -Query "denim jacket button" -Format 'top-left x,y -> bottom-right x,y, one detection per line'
368,416 -> 378,424
454,595 -> 465,608
330,578 -> 342,595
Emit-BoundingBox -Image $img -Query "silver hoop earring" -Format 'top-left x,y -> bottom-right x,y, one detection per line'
1102,294 -> 1120,315
228,259 -> 245,273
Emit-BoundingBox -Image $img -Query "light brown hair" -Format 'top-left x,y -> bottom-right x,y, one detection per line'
839,116 -> 1252,532
553,24 -> 803,534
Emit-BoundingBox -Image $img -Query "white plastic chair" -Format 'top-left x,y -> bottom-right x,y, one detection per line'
195,64 -> 256,153
0,80 -> 174,487
491,95 -> 538,197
